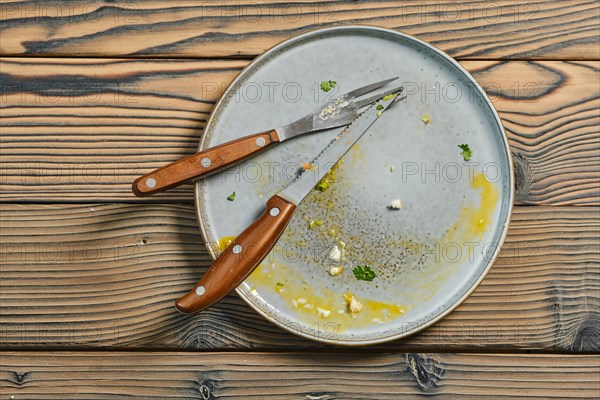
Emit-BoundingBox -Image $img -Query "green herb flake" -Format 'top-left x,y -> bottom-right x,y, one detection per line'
458,144 -> 473,161
315,179 -> 330,192
227,191 -> 236,201
352,265 -> 377,281
320,80 -> 337,92
376,104 -> 384,111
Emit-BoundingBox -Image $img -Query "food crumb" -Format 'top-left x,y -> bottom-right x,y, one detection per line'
389,198 -> 403,210
328,244 -> 341,262
344,293 -> 363,314
421,114 -> 431,125
390,165 -> 396,172
317,307 -> 331,318
349,297 -> 363,314
329,266 -> 344,276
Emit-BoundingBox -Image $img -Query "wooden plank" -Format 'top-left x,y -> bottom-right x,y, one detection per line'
1,352 -> 599,399
1,1 -> 599,59
1,204 -> 598,351
1,58 -> 598,205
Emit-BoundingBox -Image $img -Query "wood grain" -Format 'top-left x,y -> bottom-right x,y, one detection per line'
1,204 -> 598,351
1,352 -> 599,399
1,1 -> 599,60
1,58 -> 598,204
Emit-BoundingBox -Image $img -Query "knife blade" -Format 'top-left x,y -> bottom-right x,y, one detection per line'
175,89 -> 404,314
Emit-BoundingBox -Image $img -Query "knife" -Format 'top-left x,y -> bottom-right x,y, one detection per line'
132,78 -> 402,197
175,88 -> 404,313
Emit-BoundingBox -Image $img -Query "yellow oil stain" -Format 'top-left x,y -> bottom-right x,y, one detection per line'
245,259 -> 405,331
469,173 -> 501,237
447,172 -> 500,242
218,172 -> 499,332
218,236 -> 236,251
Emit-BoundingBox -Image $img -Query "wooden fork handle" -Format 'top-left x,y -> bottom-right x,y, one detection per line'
175,195 -> 296,314
132,130 -> 280,197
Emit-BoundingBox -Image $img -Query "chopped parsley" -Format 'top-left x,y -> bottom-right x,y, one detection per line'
458,144 -> 473,161
227,191 -> 236,201
352,265 -> 376,281
314,161 -> 340,192
315,179 -> 330,192
376,104 -> 384,111
320,80 -> 337,92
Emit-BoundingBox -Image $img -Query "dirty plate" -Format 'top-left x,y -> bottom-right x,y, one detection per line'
195,26 -> 513,345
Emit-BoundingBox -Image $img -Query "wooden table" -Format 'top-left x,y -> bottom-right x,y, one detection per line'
1,2 -> 599,398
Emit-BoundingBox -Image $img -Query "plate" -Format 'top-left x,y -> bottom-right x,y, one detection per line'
195,26 -> 513,345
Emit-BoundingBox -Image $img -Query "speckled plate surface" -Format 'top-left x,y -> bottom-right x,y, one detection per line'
195,26 -> 513,345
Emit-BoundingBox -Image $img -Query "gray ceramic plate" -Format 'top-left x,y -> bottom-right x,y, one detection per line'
195,26 -> 513,345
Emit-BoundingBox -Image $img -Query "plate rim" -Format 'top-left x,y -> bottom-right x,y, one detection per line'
193,25 -> 515,345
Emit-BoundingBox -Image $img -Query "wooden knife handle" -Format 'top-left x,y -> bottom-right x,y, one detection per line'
175,195 -> 296,314
132,130 -> 280,197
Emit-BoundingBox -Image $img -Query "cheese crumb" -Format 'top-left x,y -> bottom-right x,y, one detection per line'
389,198 -> 403,209
329,266 -> 344,276
317,307 -> 331,318
328,244 -> 341,261
390,165 -> 396,172
349,297 -> 363,314
344,294 -> 363,314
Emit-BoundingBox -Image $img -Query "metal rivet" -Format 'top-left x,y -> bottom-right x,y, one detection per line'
232,244 -> 242,254
270,207 -> 280,216
200,158 -> 211,168
255,137 -> 266,147
145,178 -> 156,188
195,286 -> 206,296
